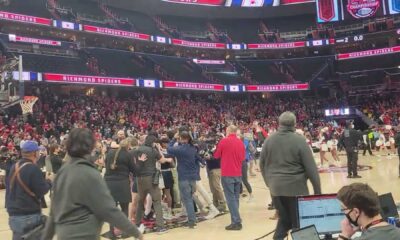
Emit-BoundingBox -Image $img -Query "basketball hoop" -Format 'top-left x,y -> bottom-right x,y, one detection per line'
20,96 -> 38,115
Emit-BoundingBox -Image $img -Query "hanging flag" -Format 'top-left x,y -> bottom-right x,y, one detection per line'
316,0 -> 339,22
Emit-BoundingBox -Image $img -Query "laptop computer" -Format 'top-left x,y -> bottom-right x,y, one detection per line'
379,193 -> 399,220
291,225 -> 320,240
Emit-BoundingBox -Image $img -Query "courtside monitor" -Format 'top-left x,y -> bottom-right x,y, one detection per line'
291,225 -> 320,240
297,194 -> 344,236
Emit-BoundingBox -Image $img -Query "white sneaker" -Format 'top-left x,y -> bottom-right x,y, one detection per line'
205,207 -> 220,220
138,224 -> 145,234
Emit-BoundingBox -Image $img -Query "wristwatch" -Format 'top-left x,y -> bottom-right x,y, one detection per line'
338,235 -> 350,240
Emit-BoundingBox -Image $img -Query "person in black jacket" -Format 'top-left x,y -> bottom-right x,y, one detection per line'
395,128 -> 400,177
340,121 -> 363,179
103,138 -> 137,239
49,143 -> 63,174
6,141 -> 52,240
42,128 -> 143,240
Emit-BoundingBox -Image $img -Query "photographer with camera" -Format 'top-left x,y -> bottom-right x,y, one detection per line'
199,134 -> 227,213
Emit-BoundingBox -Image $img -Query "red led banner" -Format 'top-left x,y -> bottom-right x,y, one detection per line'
247,41 -> 306,49
163,81 -> 225,91
172,39 -> 226,49
0,11 -> 51,26
337,46 -> 400,60
246,83 -> 309,92
9,35 -> 61,46
83,25 -> 150,41
43,73 -> 136,86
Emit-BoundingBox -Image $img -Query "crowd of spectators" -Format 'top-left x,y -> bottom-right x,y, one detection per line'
0,88 -> 399,159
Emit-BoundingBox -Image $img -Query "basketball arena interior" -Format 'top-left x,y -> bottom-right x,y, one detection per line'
0,0 -> 400,240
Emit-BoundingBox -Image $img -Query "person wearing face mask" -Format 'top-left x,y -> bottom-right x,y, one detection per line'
6,141 -> 52,240
340,121 -> 363,179
337,183 -> 400,240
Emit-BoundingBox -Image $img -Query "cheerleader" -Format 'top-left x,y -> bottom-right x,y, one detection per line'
389,128 -> 396,155
319,127 -> 329,167
376,129 -> 389,157
330,134 -> 340,162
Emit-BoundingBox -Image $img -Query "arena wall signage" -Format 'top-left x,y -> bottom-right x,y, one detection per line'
83,25 -> 151,41
171,39 -> 226,49
160,0 -> 313,7
8,34 -> 62,46
0,11 -> 51,26
337,46 -> 400,60
15,72 -> 309,92
246,83 -> 309,91
43,73 -> 137,86
193,59 -> 226,64
53,20 -> 83,31
0,11 -> 324,51
247,42 -> 306,49
316,0 -> 398,23
163,81 -> 226,91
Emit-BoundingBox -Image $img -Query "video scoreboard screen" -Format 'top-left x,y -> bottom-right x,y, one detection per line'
161,0 -> 313,7
317,0 -> 400,23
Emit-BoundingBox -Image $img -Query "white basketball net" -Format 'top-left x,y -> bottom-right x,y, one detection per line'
20,97 -> 38,115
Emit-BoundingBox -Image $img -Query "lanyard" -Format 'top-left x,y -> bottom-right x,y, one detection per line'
364,219 -> 385,230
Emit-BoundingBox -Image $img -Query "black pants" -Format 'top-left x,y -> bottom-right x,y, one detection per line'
110,202 -> 129,235
241,161 -> 252,194
346,150 -> 358,176
398,148 -> 400,176
272,196 -> 297,240
363,142 -> 373,156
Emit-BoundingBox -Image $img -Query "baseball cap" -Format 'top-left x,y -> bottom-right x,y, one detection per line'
21,141 -> 40,153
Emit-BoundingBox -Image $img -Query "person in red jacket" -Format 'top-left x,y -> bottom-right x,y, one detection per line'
214,125 -> 246,231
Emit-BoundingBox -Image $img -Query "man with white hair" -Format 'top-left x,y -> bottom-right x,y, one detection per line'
260,112 -> 321,240
111,130 -> 126,149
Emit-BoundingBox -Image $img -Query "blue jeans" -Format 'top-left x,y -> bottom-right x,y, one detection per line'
9,213 -> 42,240
179,180 -> 197,223
221,176 -> 242,225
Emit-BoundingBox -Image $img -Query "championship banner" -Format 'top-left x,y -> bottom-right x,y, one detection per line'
247,41 -> 306,49
337,46 -> 400,60
246,83 -> 309,92
83,25 -> 150,41
8,34 -> 62,46
163,81 -> 225,91
43,73 -> 136,86
172,39 -> 226,49
0,11 -> 51,26
193,59 -> 226,64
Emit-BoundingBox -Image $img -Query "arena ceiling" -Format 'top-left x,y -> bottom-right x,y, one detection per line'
95,0 -> 315,18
